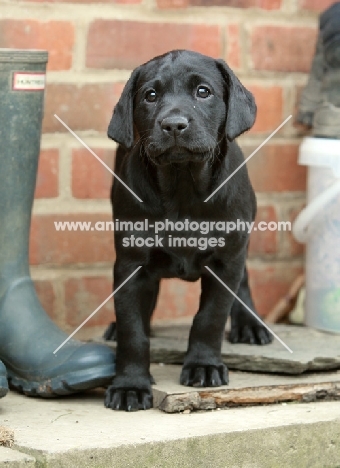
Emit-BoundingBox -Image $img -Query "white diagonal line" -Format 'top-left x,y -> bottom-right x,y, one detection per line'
204,266 -> 293,353
204,115 -> 292,202
54,114 -> 143,203
53,266 -> 142,354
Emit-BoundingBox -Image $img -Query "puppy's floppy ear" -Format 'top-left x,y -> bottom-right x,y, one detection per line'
216,59 -> 257,141
107,67 -> 140,149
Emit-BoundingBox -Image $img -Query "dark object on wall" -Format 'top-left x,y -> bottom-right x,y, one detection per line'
296,2 -> 340,138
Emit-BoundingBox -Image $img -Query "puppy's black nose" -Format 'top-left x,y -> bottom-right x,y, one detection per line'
161,116 -> 189,136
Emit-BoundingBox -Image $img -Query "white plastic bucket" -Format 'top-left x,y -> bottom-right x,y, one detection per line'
292,137 -> 340,333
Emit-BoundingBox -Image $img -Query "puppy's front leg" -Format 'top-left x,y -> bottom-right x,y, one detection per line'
105,265 -> 158,411
180,263 -> 244,388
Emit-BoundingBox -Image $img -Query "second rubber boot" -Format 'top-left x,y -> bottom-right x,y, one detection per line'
0,49 -> 115,397
296,35 -> 324,128
313,2 -> 340,138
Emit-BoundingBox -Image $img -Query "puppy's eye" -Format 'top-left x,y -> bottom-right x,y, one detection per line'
145,90 -> 157,103
196,86 -> 211,99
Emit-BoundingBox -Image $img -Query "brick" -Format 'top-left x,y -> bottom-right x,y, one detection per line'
186,0 -> 281,7
22,0 -> 141,2
35,149 -> 59,199
157,0 -> 189,7
248,264 -> 303,316
86,21 -> 221,70
225,24 -> 241,69
153,279 -> 200,321
0,20 -> 74,71
65,276 -> 114,328
249,205 -> 278,256
34,279 -> 57,322
245,144 -> 307,192
43,83 -> 121,133
247,85 -> 284,133
72,148 -> 115,199
299,0 -> 335,11
29,214 -> 115,265
251,26 -> 317,73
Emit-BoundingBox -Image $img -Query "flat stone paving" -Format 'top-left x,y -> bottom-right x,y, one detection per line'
152,365 -> 340,412
146,323 -> 340,374
1,387 -> 340,467
100,323 -> 340,374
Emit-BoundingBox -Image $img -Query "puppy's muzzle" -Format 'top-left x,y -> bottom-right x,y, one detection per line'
148,115 -> 212,165
160,116 -> 189,137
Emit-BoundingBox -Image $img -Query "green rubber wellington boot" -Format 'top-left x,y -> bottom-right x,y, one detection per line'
0,49 -> 115,397
313,2 -> 340,138
0,360 -> 8,398
296,35 -> 324,128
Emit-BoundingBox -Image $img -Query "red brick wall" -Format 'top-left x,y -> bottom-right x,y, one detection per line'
1,0 -> 321,338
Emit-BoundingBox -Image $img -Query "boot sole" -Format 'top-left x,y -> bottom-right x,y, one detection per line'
313,103 -> 340,138
0,375 -> 9,398
7,363 -> 115,398
314,126 -> 340,138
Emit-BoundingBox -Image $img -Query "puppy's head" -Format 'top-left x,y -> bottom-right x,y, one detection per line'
108,50 -> 256,166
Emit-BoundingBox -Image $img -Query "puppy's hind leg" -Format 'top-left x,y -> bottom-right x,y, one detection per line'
228,266 -> 273,345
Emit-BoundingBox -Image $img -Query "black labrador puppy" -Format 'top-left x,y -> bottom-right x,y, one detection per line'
105,50 -> 272,411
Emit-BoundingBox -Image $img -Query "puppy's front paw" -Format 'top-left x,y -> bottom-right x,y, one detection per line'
180,363 -> 228,387
105,386 -> 153,411
105,374 -> 153,411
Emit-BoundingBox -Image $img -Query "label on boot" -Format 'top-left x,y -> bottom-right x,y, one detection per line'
12,72 -> 46,91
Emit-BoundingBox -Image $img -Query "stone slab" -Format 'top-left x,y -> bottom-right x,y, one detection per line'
152,364 -> 340,413
156,323 -> 340,374
98,323 -> 340,375
1,390 -> 340,468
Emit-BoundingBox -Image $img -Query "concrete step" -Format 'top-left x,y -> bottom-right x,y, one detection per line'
0,447 -> 35,467
1,383 -> 340,467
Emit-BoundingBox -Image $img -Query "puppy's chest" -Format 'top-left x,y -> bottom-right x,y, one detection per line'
144,219 -> 229,279
148,244 -> 214,281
